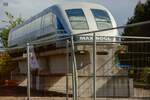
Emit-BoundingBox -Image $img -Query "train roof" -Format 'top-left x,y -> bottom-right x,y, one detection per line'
10,2 -> 110,33
51,2 -> 109,10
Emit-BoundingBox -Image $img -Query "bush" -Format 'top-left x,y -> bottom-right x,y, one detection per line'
0,52 -> 14,85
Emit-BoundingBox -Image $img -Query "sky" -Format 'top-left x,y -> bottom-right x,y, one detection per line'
0,0 -> 147,28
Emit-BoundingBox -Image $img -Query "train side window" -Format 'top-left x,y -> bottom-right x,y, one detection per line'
21,27 -> 24,35
65,9 -> 89,30
44,13 -> 53,27
14,30 -> 18,39
34,18 -> 40,31
32,20 -> 37,32
37,18 -> 41,30
91,9 -> 112,30
27,23 -> 31,33
30,21 -> 34,33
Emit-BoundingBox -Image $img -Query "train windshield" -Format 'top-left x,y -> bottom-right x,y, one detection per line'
91,9 -> 112,30
66,9 -> 89,30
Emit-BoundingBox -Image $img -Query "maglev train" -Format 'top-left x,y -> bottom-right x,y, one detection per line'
8,2 -> 118,47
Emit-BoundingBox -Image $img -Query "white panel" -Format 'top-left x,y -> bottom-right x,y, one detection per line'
49,55 -> 67,74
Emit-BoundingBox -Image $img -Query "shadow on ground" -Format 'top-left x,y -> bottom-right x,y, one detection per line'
0,86 -> 72,97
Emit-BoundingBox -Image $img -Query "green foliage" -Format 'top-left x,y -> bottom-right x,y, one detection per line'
142,67 -> 150,83
123,0 -> 150,84
0,52 -> 16,85
0,52 -> 12,74
123,1 -> 150,36
0,11 -> 24,47
0,12 -> 23,84
0,28 -> 11,47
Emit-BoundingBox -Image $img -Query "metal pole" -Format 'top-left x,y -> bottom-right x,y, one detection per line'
71,38 -> 76,100
70,35 -> 78,100
27,43 -> 31,100
72,58 -> 76,100
93,33 -> 96,100
66,40 -> 69,100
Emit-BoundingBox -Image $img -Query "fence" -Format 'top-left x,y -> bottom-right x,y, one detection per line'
24,35 -> 150,100
0,21 -> 150,100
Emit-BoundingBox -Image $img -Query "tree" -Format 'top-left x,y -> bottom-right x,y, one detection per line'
0,11 -> 23,47
123,1 -> 150,36
123,0 -> 150,84
0,12 -> 23,84
0,51 -> 18,85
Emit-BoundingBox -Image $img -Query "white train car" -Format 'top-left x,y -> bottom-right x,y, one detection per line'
8,2 -> 118,47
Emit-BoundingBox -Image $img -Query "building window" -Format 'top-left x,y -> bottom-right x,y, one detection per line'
91,9 -> 112,30
66,9 -> 89,30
